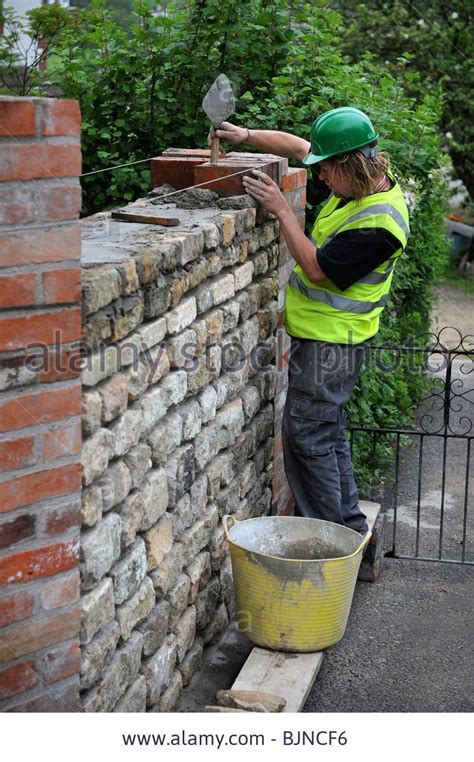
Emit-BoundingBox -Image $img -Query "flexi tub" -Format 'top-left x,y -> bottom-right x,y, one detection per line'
223,514 -> 370,652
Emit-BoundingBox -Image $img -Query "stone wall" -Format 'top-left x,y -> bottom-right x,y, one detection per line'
0,96 -> 82,711
79,155 -> 306,712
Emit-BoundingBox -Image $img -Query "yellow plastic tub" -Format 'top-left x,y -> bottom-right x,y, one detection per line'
223,514 -> 370,653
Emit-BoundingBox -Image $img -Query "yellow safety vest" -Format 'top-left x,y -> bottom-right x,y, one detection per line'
284,178 -> 410,344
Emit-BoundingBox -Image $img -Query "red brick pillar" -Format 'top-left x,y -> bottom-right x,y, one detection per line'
0,97 -> 82,711
272,167 -> 307,515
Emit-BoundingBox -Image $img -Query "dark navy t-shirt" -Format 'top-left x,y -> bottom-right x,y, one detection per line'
310,171 -> 402,292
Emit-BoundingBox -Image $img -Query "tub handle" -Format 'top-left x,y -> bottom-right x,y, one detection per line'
356,531 -> 372,556
223,514 -> 237,540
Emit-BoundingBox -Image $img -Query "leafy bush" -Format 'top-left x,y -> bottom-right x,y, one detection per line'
332,0 -> 474,197
1,0 -> 451,489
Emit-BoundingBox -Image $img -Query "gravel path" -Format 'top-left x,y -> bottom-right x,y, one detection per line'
303,558 -> 473,712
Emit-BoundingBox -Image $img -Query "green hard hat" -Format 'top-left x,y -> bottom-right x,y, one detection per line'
303,107 -> 379,165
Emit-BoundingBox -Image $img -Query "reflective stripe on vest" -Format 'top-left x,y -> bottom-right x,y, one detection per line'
356,255 -> 397,285
312,202 -> 410,248
289,271 -> 390,314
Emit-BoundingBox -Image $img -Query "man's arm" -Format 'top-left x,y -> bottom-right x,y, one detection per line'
211,122 -> 310,162
242,171 -> 326,284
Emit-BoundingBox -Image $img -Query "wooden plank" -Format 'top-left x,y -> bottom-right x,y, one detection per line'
231,647 -> 323,713
111,211 -> 180,226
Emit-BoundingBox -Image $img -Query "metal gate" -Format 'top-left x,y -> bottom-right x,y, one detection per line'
348,328 -> 474,565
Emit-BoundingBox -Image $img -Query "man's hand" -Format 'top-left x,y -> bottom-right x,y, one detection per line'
242,170 -> 289,216
207,121 -> 247,146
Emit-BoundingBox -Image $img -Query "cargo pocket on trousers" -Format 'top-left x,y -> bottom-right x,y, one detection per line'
286,394 -> 339,455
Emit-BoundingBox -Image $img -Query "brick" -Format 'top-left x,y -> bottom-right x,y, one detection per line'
0,273 -> 36,307
0,143 -> 82,182
0,589 -> 35,628
150,156 -> 207,191
0,463 -> 81,513
41,183 -> 82,222
0,185 -> 35,224
36,641 -> 80,684
0,512 -> 36,549
281,168 -> 308,192
0,224 -> 81,268
42,267 -> 81,304
41,99 -> 80,136
0,608 -> 80,662
0,435 -> 36,472
6,682 -> 79,712
43,421 -> 81,461
42,501 -> 81,537
0,307 -> 81,352
0,538 -> 79,585
0,384 -> 81,433
0,99 -> 36,137
194,159 -> 281,198
0,661 -> 38,700
40,571 -> 80,610
40,344 -> 83,384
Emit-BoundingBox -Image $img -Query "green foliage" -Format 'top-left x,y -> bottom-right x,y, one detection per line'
333,0 -> 474,196
0,0 -> 452,490
0,3 -> 74,95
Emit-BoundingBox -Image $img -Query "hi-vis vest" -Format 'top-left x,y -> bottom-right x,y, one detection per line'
284,178 -> 410,344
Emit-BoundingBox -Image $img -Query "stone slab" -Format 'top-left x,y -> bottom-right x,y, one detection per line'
360,500 -> 381,532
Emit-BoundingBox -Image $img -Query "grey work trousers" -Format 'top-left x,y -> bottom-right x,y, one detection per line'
282,337 -> 369,533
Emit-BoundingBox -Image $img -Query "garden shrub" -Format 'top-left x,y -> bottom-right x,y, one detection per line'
1,0 -> 451,489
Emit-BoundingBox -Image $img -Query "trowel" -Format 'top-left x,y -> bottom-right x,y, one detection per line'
202,74 -> 236,165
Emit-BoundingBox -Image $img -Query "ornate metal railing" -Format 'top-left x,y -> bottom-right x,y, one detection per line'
348,328 -> 473,565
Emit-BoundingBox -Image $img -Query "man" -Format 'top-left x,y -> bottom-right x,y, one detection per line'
212,107 -> 410,534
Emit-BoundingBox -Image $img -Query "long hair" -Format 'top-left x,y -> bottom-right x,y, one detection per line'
329,143 -> 390,200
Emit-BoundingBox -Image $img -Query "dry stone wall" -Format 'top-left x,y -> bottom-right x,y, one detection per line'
79,191 -> 283,711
